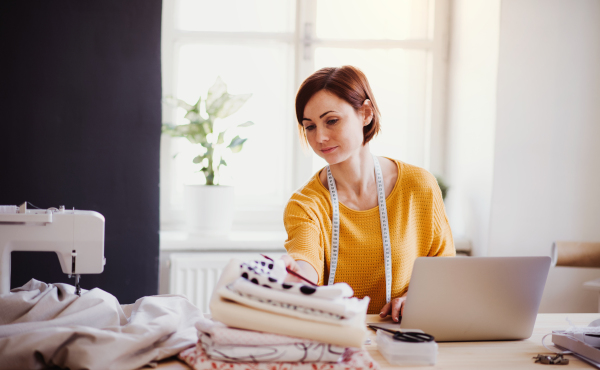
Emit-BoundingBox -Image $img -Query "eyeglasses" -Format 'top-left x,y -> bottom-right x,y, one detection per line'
368,325 -> 435,343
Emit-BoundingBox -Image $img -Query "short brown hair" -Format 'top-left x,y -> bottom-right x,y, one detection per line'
295,66 -> 381,145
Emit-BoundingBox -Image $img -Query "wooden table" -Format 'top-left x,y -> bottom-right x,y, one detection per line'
157,313 -> 600,369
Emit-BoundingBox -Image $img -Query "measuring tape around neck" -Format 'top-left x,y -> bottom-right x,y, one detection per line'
327,154 -> 392,303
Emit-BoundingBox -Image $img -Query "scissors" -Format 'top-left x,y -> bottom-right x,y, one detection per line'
368,325 -> 435,343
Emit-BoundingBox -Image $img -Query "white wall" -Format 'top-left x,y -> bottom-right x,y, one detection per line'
489,0 -> 600,258
445,0 -> 500,257
488,0 -> 600,312
446,0 -> 600,312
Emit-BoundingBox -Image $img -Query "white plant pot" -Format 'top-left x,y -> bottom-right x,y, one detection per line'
184,185 -> 235,236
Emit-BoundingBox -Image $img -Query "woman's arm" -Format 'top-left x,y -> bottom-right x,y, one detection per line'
280,255 -> 319,285
283,198 -> 325,284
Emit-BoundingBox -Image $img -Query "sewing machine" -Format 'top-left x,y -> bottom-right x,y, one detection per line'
0,203 -> 105,295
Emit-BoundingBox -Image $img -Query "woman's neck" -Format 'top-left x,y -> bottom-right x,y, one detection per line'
329,144 -> 374,196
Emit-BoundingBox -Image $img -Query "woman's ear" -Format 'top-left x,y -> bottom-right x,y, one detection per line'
362,99 -> 374,126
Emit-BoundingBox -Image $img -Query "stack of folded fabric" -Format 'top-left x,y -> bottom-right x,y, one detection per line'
194,317 -> 346,362
178,257 -> 378,370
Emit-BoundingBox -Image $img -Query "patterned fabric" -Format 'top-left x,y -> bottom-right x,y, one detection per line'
231,278 -> 367,319
179,342 -> 380,370
230,286 -> 343,320
283,158 -> 456,314
240,259 -> 352,300
195,318 -> 315,346
240,259 -> 287,284
199,333 -> 345,363
218,284 -> 368,326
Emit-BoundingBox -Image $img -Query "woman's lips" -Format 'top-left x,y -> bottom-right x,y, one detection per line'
321,146 -> 337,154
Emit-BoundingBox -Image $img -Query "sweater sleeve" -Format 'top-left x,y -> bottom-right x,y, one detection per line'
283,199 -> 325,285
428,179 -> 456,257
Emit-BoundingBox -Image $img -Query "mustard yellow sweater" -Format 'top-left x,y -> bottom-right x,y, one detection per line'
283,159 -> 455,314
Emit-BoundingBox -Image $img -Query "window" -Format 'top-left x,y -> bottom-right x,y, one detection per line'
161,0 -> 448,232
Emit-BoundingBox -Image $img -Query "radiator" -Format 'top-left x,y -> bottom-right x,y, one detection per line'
167,252 -> 284,313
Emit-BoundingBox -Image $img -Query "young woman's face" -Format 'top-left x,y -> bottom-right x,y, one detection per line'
302,90 -> 370,165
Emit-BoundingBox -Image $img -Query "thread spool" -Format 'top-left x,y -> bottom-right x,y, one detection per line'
551,241 -> 600,268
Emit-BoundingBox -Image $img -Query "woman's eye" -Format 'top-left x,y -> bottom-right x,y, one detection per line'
327,119 -> 338,125
305,125 -> 315,131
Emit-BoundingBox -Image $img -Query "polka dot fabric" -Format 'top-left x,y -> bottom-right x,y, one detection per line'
240,259 -> 287,285
239,259 -> 353,300
283,159 -> 455,314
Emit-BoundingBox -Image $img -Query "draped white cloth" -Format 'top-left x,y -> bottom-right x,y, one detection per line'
0,279 -> 203,370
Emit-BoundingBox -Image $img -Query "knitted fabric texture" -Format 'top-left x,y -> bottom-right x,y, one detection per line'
283,159 -> 455,314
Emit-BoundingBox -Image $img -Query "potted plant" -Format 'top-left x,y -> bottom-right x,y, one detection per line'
163,77 -> 254,235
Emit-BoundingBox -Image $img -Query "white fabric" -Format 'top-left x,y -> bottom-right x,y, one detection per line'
199,333 -> 345,363
240,258 -> 287,283
240,260 -> 353,300
195,317 -> 315,345
227,286 -> 344,321
231,278 -> 365,318
0,279 -> 203,370
220,284 -> 367,326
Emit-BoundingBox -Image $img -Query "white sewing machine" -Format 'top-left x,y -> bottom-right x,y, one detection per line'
0,203 -> 105,295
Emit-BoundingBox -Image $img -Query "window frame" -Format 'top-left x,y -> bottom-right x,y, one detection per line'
160,0 -> 449,232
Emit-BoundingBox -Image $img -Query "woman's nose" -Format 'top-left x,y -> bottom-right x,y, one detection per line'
315,127 -> 328,143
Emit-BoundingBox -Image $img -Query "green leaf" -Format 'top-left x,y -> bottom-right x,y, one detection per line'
206,77 -> 227,110
238,121 -> 254,127
184,123 -> 208,145
228,135 -> 248,153
435,175 -> 449,201
228,135 -> 244,147
162,123 -> 176,133
192,155 -> 206,164
202,121 -> 212,134
215,93 -> 252,119
206,93 -> 229,117
220,159 -> 227,167
184,111 -> 203,122
176,98 -> 194,111
162,123 -> 193,138
217,132 -> 226,145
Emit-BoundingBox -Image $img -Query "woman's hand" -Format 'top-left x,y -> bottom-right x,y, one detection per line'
379,293 -> 408,322
280,255 -> 318,285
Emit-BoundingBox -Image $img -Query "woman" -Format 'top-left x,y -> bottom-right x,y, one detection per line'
281,66 -> 455,322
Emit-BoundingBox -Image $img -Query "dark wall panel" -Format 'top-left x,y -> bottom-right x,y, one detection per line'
0,0 -> 162,303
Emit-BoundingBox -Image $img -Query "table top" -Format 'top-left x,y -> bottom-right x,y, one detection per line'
157,313 -> 600,369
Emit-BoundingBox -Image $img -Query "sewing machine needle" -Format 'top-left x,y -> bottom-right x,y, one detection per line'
74,274 -> 81,296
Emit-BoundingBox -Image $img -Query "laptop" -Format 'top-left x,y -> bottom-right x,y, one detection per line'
398,256 -> 551,341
